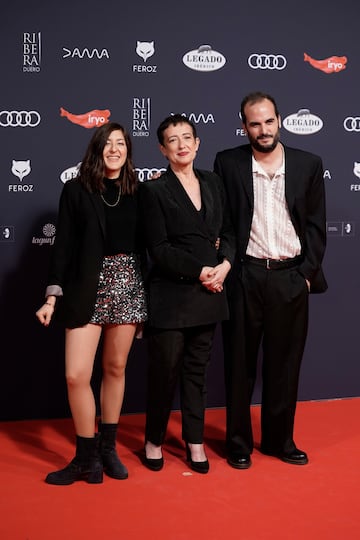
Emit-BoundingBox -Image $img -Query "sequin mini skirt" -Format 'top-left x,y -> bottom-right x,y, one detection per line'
89,253 -> 147,325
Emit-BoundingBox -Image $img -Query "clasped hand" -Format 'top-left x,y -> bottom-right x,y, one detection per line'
199,260 -> 231,293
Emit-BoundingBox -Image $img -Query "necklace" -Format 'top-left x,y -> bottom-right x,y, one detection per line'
100,185 -> 121,207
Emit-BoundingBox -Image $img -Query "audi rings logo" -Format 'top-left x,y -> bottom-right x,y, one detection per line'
248,54 -> 287,70
135,167 -> 166,182
343,117 -> 360,132
0,110 -> 41,128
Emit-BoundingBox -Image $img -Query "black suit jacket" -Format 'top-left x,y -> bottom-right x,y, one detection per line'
139,167 -> 235,328
214,144 -> 327,293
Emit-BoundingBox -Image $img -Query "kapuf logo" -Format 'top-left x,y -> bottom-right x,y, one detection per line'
283,109 -> 323,135
60,162 -> 81,183
183,44 -> 226,72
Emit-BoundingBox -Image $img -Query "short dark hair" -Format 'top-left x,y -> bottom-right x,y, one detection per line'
78,122 -> 137,194
240,91 -> 280,124
156,114 -> 197,145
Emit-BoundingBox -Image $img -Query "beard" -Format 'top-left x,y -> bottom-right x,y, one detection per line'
248,130 -> 280,153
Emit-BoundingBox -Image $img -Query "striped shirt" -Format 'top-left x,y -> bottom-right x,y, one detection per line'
246,153 -> 301,259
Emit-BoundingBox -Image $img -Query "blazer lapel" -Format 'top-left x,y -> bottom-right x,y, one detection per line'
165,167 -> 216,240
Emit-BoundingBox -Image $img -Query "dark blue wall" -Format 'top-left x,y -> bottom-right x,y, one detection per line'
1,0 -> 359,420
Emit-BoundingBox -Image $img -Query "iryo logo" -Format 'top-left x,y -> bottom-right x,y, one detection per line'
60,107 -> 111,128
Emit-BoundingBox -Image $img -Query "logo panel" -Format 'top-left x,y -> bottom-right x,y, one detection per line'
183,45 -> 226,72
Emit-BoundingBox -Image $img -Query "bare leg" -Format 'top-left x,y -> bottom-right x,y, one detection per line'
100,323 -> 137,422
65,324 -> 102,437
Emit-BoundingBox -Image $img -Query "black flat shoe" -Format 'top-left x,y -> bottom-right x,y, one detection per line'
143,448 -> 164,471
261,447 -> 309,465
185,443 -> 209,474
226,453 -> 252,470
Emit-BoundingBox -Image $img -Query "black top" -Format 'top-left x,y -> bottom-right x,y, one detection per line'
102,178 -> 142,255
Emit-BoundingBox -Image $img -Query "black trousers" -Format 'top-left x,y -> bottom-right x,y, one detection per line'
223,261 -> 309,455
145,324 -> 216,446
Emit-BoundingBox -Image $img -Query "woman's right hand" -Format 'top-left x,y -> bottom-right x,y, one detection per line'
36,299 -> 56,327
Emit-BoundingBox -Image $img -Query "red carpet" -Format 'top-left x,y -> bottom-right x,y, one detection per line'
0,398 -> 359,540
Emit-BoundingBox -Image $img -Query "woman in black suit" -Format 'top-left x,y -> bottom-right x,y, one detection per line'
36,123 -> 147,485
140,114 -> 235,473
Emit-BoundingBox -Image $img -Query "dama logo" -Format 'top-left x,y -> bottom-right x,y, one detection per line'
304,53 -> 347,73
60,107 -> 111,128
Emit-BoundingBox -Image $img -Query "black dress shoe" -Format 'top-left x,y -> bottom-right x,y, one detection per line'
226,453 -> 252,469
261,447 -> 308,465
143,449 -> 164,471
185,444 -> 209,474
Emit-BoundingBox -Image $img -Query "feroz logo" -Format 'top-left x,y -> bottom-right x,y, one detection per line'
9,159 -> 34,192
248,54 -> 287,70
133,41 -> 157,73
343,117 -> 360,132
0,110 -> 41,128
0,226 -> 15,242
350,161 -> 360,191
283,109 -> 323,135
132,98 -> 151,137
60,107 -> 111,128
62,47 -> 110,59
23,32 -> 41,72
304,53 -> 347,74
60,163 -> 81,183
135,167 -> 166,182
183,44 -> 226,72
32,223 -> 56,246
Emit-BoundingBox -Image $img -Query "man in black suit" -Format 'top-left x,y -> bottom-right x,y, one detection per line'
214,91 -> 327,469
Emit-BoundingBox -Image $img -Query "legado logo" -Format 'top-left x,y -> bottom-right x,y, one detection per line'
343,117 -> 360,132
183,44 -> 226,72
60,162 -> 81,183
283,109 -> 323,135
248,53 -> 287,70
0,110 -> 41,128
304,53 -> 347,73
135,167 -> 166,182
60,107 -> 111,128
62,47 -> 110,60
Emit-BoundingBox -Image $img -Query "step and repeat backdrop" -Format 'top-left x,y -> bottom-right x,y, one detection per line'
1,0 -> 359,420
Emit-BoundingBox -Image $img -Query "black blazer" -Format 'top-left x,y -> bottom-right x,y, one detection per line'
47,179 -> 143,328
214,144 -> 327,293
139,167 -> 235,328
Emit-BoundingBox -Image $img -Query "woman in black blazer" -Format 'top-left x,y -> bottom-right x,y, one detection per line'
140,114 -> 235,473
36,123 -> 147,485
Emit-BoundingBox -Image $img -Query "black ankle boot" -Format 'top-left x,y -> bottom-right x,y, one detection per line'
99,422 -> 128,480
45,434 -> 103,485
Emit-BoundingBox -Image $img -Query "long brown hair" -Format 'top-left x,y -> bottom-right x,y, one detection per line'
77,122 -> 137,194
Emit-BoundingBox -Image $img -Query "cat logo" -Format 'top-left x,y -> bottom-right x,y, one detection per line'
11,160 -> 31,181
9,160 -> 34,192
0,110 -> 41,127
136,41 -> 155,62
133,41 -> 157,72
